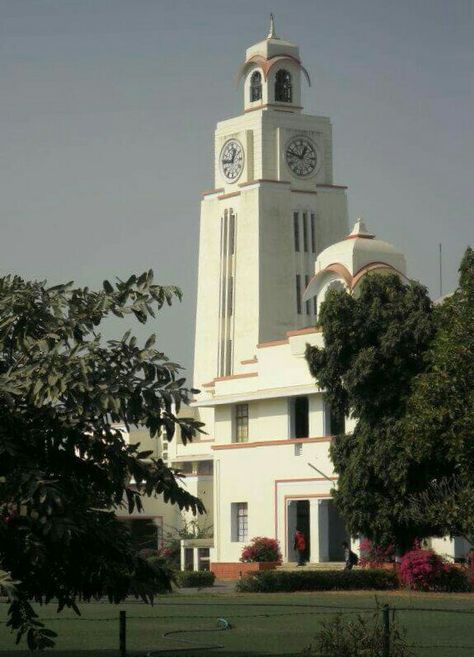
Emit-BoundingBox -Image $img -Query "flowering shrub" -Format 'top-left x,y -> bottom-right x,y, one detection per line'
359,538 -> 395,567
240,537 -> 282,563
399,549 -> 469,591
399,549 -> 445,590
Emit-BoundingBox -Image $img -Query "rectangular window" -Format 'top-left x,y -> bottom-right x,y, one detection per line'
310,213 -> 316,253
305,275 -> 311,315
228,276 -> 233,316
234,403 -> 249,443
231,502 -> 248,542
313,295 -> 317,316
293,212 -> 300,252
296,275 -> 302,314
290,396 -> 309,438
302,212 -> 308,252
197,460 -> 214,475
229,210 -> 235,255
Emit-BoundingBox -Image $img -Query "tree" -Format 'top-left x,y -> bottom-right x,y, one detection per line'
406,248 -> 474,542
0,271 -> 204,649
306,273 -> 438,550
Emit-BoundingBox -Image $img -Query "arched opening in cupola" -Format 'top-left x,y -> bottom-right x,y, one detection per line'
275,69 -> 292,103
250,70 -> 262,102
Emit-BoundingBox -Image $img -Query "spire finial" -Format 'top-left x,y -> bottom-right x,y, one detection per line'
267,13 -> 277,39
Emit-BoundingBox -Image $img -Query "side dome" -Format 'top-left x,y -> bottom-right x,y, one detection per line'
303,218 -> 408,314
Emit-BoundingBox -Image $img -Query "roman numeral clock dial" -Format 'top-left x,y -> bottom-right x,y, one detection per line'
220,139 -> 244,182
286,137 -> 318,178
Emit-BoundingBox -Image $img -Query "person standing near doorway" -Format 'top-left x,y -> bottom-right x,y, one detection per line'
294,528 -> 306,566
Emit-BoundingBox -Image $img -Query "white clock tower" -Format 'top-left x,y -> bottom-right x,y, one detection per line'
194,18 -> 348,391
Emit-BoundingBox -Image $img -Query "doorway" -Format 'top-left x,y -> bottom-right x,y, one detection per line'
287,500 -> 310,562
318,499 -> 349,561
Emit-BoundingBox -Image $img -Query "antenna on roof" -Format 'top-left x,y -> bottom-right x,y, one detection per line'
439,243 -> 443,297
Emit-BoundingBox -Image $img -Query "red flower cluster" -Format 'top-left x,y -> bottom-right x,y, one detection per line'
359,538 -> 395,567
399,549 -> 447,591
240,536 -> 282,564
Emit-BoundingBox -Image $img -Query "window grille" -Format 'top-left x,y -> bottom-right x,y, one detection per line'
294,443 -> 303,456
232,502 -> 248,543
235,403 -> 249,443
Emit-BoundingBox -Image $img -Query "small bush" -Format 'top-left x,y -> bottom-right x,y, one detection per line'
304,612 -> 411,657
235,568 -> 398,593
241,537 -> 282,563
176,570 -> 215,588
399,549 -> 470,592
437,564 -> 471,592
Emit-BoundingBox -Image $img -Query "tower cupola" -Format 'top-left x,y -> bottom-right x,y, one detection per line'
237,15 -> 311,112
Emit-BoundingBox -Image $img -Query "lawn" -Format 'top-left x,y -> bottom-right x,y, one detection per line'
1,590 -> 474,656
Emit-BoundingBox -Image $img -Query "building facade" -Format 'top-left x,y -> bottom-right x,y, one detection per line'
118,21 -> 467,571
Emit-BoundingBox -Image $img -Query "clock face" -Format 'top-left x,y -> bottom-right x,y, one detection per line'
220,139 -> 244,182
286,137 -> 318,178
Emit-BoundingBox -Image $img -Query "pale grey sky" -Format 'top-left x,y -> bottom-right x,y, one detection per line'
1,0 -> 472,378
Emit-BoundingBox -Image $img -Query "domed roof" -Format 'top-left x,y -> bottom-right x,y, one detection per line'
303,219 -> 407,302
316,218 -> 406,278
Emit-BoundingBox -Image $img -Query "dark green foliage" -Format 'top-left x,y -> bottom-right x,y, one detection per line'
305,611 -> 412,657
176,570 -> 216,588
235,568 -> 399,593
406,248 -> 474,543
0,272 -> 205,649
306,273 -> 438,550
438,566 -> 471,593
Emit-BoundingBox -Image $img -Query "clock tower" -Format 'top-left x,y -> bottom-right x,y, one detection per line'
193,18 -> 348,391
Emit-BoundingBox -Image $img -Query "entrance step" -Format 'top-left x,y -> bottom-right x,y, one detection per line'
278,562 -> 345,571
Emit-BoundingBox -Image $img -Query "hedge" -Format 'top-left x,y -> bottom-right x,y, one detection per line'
176,570 -> 216,588
235,568 -> 399,593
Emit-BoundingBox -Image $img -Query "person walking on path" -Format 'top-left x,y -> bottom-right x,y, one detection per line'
342,540 -> 358,570
294,528 -> 306,566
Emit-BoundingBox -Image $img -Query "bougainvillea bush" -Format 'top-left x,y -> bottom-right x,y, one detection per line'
399,549 -> 469,592
359,538 -> 395,567
241,537 -> 282,563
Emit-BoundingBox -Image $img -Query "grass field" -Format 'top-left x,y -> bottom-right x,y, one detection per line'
1,590 -> 474,656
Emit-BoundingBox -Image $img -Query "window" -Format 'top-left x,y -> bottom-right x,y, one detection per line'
293,212 -> 300,251
250,71 -> 262,102
310,213 -> 316,253
296,275 -> 302,314
305,275 -> 311,315
197,460 -> 214,475
290,396 -> 309,438
234,403 -> 249,442
198,547 -> 210,571
302,212 -> 308,252
275,69 -> 292,103
231,502 -> 248,542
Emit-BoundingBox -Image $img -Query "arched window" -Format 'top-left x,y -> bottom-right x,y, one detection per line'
250,71 -> 262,102
275,69 -> 292,103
